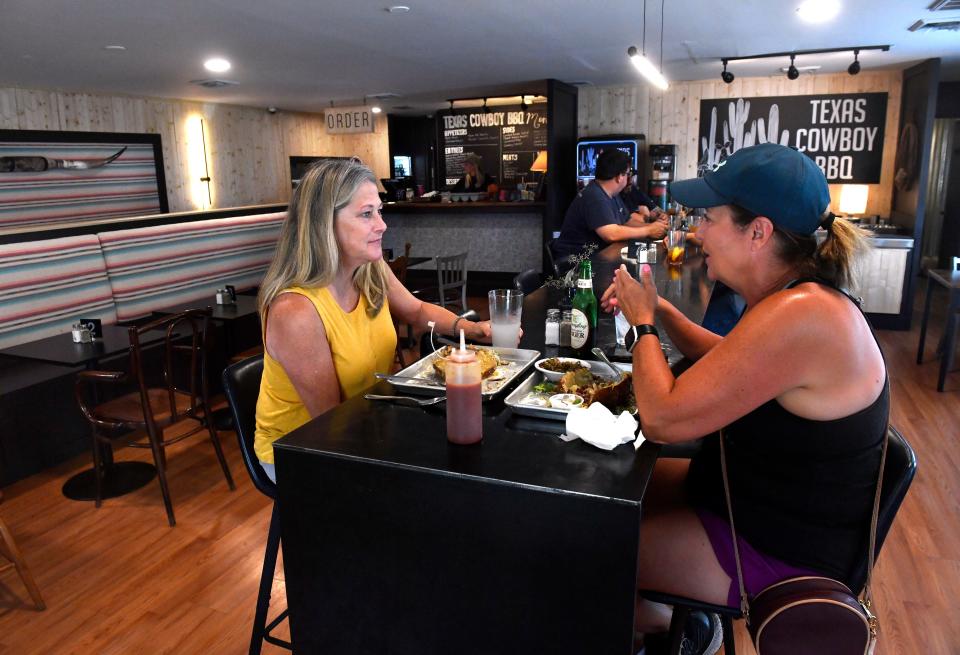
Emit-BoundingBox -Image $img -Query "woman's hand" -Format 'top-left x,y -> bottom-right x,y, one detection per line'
600,279 -> 619,313
468,320 -> 493,343
614,264 -> 658,325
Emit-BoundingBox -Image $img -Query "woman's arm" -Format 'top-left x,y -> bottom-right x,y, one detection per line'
656,297 -> 722,360
600,268 -> 720,361
263,293 -> 341,418
385,265 -> 492,342
613,266 -> 850,444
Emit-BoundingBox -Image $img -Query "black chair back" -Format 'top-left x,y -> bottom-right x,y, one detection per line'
848,425 -> 917,593
222,355 -> 275,500
544,239 -> 559,278
513,269 -> 543,295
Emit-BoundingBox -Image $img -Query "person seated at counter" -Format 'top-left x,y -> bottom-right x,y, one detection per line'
254,158 -> 493,482
600,144 -> 886,653
553,149 -> 668,260
451,152 -> 495,193
620,171 -> 658,218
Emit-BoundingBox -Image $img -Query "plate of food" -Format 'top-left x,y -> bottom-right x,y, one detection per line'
504,361 -> 635,420
534,357 -> 593,382
385,345 -> 541,399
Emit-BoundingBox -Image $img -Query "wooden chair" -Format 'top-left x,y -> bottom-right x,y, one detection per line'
0,491 -> 45,611
222,356 -> 291,654
432,252 -> 469,314
639,425 -> 917,655
74,309 -> 235,526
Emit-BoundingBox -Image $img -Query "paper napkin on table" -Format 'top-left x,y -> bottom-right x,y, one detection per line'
561,403 -> 644,451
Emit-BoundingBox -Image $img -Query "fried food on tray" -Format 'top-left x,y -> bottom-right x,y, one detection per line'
432,346 -> 501,381
559,369 -> 632,409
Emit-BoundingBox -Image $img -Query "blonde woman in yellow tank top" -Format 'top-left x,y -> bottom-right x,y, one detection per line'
254,159 -> 495,480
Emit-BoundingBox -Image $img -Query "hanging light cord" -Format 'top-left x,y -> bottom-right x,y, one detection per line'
642,0 -> 647,55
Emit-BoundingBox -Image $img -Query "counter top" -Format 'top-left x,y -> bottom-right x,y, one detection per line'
382,201 -> 545,214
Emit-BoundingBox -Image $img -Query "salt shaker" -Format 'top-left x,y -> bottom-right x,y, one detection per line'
544,309 -> 560,346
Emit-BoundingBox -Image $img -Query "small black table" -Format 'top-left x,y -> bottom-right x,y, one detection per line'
152,293 -> 260,323
153,294 -> 260,359
273,244 -> 711,653
916,267 -> 960,391
0,325 -> 165,501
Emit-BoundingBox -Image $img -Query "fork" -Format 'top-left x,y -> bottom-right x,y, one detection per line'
364,394 -> 447,407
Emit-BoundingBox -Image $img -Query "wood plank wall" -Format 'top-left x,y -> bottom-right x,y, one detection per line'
578,70 -> 903,218
0,86 -> 390,213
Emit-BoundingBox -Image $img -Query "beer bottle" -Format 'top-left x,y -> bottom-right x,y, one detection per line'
569,259 -> 597,357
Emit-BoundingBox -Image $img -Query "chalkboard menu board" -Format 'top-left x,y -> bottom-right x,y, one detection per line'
440,105 -> 548,189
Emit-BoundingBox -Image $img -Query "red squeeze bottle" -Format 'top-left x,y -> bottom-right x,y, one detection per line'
445,330 -> 483,445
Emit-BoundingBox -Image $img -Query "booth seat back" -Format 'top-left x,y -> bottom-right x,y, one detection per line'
98,212 -> 284,321
0,235 -> 118,349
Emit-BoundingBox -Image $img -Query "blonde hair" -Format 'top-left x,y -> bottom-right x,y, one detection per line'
258,158 -> 389,319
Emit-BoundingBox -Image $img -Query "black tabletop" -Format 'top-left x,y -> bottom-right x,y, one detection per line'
152,293 -> 260,322
0,324 -> 156,368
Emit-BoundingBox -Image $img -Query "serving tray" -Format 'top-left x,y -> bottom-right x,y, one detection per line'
503,361 -> 632,421
385,346 -> 541,400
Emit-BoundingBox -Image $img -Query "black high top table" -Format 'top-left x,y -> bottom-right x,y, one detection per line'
273,241 -> 710,654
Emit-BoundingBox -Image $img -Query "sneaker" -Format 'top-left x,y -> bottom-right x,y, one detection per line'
679,611 -> 723,655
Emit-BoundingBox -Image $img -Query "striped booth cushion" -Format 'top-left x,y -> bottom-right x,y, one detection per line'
0,235 -> 118,349
98,212 -> 284,321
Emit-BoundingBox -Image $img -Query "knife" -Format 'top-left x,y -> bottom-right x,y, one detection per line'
0,146 -> 127,173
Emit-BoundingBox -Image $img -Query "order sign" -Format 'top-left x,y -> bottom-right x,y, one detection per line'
698,92 -> 887,183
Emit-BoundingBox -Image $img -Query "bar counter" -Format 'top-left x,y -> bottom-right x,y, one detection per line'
381,201 -> 545,275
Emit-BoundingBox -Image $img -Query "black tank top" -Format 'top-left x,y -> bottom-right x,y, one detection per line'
686,278 -> 889,586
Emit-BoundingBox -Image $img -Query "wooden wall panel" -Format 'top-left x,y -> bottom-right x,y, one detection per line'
0,85 -> 390,213
579,70 -> 903,217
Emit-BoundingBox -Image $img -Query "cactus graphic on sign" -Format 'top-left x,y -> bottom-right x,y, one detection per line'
699,100 -> 790,175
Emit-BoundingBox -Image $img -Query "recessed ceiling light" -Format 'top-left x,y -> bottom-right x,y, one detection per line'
386,6 -> 410,13
103,45 -> 127,51
204,57 -> 231,73
796,0 -> 841,23
371,106 -> 383,114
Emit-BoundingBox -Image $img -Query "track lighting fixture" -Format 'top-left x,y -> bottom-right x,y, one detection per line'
721,59 -> 734,84
787,55 -> 800,80
718,44 -> 888,82
848,50 -> 861,76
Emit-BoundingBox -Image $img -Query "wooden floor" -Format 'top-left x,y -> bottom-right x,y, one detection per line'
0,296 -> 957,654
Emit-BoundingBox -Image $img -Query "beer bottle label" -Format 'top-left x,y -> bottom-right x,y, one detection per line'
570,308 -> 590,349
577,278 -> 592,289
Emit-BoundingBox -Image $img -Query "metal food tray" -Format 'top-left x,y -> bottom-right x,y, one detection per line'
386,346 -> 541,400
503,361 -> 632,421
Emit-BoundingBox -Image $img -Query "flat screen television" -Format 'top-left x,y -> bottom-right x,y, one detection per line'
576,136 -> 644,188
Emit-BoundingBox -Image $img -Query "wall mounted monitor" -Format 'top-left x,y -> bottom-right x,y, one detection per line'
576,138 -> 642,187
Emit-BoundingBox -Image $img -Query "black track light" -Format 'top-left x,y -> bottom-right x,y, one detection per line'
848,50 -> 861,75
787,55 -> 800,80
721,59 -> 734,84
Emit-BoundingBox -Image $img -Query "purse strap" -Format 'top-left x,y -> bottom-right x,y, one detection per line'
719,424 -> 888,628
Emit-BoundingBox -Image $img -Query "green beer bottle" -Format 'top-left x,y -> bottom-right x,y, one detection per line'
569,259 -> 597,357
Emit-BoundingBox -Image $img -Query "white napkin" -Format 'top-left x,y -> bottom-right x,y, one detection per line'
561,402 -> 644,451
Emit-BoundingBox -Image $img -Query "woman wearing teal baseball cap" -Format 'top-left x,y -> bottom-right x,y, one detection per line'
601,143 -> 887,653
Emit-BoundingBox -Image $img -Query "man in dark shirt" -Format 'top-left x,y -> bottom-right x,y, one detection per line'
553,149 -> 667,260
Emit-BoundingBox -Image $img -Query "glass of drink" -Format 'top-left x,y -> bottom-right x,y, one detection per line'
487,289 -> 524,348
667,229 -> 686,266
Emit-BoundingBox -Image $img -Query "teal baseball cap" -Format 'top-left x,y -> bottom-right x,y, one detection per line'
670,143 -> 830,235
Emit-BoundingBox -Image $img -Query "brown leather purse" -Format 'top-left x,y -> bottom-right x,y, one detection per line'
719,428 -> 886,655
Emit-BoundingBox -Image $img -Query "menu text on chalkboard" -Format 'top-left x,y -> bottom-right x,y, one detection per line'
440,105 -> 548,189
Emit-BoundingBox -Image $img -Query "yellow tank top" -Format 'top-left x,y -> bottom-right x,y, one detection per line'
253,286 -> 397,463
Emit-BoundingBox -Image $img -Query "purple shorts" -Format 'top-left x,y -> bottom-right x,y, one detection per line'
696,508 -> 821,608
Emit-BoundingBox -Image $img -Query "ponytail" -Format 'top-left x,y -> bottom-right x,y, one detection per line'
812,214 -> 869,290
